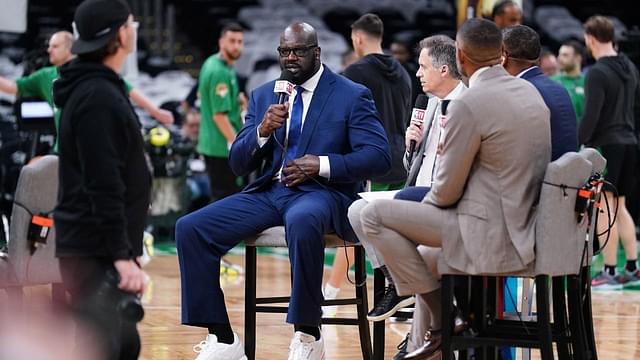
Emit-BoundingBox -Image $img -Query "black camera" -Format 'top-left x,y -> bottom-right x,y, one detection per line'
92,268 -> 145,323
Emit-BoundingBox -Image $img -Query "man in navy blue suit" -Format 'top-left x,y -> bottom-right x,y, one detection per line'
502,25 -> 578,160
175,22 -> 391,360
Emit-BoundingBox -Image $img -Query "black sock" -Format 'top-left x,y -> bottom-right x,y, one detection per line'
604,264 -> 616,276
379,265 -> 395,286
207,323 -> 234,344
626,260 -> 637,272
294,325 -> 320,341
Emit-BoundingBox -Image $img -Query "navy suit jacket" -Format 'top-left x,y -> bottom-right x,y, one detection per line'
229,66 -> 391,241
521,66 -> 578,160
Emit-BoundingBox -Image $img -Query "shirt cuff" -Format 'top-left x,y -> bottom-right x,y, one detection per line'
319,156 -> 330,179
256,128 -> 269,147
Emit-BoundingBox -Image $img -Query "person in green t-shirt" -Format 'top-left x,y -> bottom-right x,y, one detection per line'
0,31 -> 175,151
551,40 -> 586,123
197,23 -> 244,201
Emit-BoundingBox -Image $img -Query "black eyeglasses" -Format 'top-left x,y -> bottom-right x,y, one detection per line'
277,45 -> 317,57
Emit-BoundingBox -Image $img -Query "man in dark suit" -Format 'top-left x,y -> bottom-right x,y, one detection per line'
175,22 -> 391,360
502,24 -> 578,160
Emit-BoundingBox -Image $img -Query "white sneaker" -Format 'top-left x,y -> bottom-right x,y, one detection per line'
288,331 -> 325,360
322,283 -> 340,318
193,333 -> 247,360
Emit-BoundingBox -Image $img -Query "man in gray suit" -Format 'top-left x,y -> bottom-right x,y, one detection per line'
358,18 -> 551,359
349,34 -> 465,359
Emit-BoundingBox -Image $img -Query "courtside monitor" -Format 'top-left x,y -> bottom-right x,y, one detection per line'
16,98 -> 55,133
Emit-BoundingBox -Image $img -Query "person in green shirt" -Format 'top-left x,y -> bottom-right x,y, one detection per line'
551,40 -> 586,123
197,23 -> 244,201
0,31 -> 175,149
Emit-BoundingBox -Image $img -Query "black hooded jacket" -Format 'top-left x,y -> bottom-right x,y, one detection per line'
579,53 -> 640,146
53,59 -> 151,260
343,54 -> 412,184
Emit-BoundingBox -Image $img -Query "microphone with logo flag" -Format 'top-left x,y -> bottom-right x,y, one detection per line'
407,94 -> 429,164
273,72 -> 294,104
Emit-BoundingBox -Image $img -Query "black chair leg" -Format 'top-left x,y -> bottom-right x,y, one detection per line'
552,276 -> 571,359
581,267 -> 597,360
567,274 -> 588,360
244,246 -> 257,360
535,276 -> 554,360
354,247 -> 373,360
373,268 -> 385,360
441,275 -> 455,360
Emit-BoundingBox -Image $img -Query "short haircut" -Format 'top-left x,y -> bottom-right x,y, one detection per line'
561,40 -> 585,59
220,22 -> 244,37
457,18 -> 503,63
502,25 -> 541,61
492,0 -> 520,18
419,35 -> 461,80
351,13 -> 384,39
584,15 -> 614,43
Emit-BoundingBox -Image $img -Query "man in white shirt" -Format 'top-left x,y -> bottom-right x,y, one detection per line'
348,34 -> 465,360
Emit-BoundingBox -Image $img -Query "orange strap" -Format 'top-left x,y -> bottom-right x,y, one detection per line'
32,215 -> 53,228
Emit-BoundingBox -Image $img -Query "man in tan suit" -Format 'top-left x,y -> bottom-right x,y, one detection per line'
358,18 -> 551,359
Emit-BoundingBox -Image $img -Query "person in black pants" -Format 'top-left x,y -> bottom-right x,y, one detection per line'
581,15 -> 640,289
53,0 -> 149,358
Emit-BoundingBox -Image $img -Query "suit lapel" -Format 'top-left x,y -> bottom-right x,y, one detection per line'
408,96 -> 438,182
420,96 -> 439,152
297,68 -> 335,156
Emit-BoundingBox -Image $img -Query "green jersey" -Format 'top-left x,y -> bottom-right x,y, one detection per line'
197,54 -> 242,158
15,66 -> 133,152
550,73 -> 586,123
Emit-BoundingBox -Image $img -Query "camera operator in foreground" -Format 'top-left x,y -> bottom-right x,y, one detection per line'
52,0 -> 150,359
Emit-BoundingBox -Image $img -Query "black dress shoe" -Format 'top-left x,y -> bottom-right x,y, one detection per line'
453,308 -> 469,334
367,284 -> 415,321
392,333 -> 410,360
403,330 -> 442,360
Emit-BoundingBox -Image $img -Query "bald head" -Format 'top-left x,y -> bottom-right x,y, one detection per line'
48,31 -> 74,66
278,22 -> 321,84
281,23 -> 318,48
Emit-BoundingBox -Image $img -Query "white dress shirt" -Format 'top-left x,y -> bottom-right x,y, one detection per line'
257,64 -> 331,179
415,82 -> 466,186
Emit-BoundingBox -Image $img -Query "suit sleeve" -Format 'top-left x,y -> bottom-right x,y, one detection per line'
229,89 -> 274,176
579,69 -> 606,145
326,87 -> 391,182
424,100 -> 480,207
72,89 -> 132,260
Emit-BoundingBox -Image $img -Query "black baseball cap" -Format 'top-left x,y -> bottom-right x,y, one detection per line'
71,0 -> 131,55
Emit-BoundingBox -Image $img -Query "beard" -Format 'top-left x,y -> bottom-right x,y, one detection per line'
224,49 -> 241,61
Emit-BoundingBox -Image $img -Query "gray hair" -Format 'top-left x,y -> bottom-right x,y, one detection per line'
419,35 -> 461,80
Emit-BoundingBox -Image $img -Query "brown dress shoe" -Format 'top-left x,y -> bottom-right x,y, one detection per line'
402,330 -> 442,360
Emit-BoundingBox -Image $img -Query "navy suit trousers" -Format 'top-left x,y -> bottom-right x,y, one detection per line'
176,181 -> 340,327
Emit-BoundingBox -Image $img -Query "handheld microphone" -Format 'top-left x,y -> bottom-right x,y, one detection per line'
407,94 -> 429,163
273,73 -> 294,104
